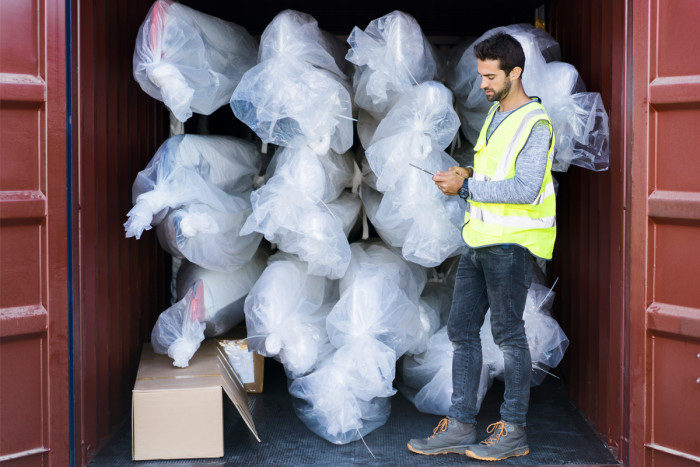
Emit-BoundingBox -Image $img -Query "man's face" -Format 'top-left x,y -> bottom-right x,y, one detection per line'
477,58 -> 511,102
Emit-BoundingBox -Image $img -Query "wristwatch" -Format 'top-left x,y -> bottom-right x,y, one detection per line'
458,179 -> 470,200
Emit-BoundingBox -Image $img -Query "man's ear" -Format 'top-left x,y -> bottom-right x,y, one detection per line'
509,66 -> 523,80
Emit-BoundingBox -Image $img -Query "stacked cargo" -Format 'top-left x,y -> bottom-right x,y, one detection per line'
126,1 -> 609,450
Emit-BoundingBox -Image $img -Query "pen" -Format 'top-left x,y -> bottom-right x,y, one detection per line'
409,162 -> 435,176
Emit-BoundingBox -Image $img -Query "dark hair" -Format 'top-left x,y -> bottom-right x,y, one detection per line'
473,32 -> 525,74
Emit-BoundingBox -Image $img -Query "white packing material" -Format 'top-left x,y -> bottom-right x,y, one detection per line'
268,192 -> 362,279
263,145 -> 357,204
157,199 -> 262,273
230,55 -> 354,155
446,24 -> 609,172
133,0 -> 258,122
340,241 -> 427,302
289,352 -> 392,445
174,250 -> 268,337
150,279 -> 206,368
257,9 -> 352,79
240,147 -> 361,279
398,280 -> 569,415
346,10 -> 444,116
361,82 -> 464,267
289,240 -> 427,444
125,134 -> 261,240
326,242 -> 426,359
243,253 -> 338,378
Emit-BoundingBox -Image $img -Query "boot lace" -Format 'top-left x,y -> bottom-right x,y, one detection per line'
428,418 -> 451,439
481,421 -> 508,446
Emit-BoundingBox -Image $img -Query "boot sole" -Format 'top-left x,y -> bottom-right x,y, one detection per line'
407,443 -> 471,456
464,447 -> 530,461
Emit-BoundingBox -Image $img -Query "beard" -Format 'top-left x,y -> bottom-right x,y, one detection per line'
485,77 -> 512,102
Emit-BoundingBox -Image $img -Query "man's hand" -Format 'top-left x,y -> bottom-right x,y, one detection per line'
433,166 -> 471,196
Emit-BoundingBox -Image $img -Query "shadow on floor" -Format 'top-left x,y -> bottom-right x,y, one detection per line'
89,358 -> 619,466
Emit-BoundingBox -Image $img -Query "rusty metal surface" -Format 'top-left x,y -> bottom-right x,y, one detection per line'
0,0 -> 69,465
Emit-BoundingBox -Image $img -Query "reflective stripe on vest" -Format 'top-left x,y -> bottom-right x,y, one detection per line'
463,99 -> 556,259
469,205 -> 556,229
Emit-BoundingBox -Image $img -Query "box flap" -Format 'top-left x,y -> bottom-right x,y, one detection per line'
134,341 -> 259,442
214,342 -> 260,442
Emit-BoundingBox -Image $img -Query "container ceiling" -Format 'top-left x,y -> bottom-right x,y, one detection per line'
179,0 -> 547,37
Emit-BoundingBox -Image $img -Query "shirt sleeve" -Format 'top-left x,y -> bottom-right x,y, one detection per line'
466,120 -> 552,204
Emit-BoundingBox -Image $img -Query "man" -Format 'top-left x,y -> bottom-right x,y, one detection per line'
407,32 -> 556,461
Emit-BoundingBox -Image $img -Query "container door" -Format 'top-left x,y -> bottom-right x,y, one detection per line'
0,1 -> 70,465
629,1 -> 700,466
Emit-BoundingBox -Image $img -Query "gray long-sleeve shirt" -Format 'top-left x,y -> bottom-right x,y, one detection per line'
467,104 -> 552,204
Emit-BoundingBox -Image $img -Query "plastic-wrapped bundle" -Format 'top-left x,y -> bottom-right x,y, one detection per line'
361,178 -> 465,265
289,353 -> 392,445
346,11 -> 444,116
399,281 -> 569,415
257,9 -> 352,79
174,250 -> 267,337
133,0 -> 257,122
157,198 -> 262,272
446,24 -> 609,172
267,192 -> 361,279
326,242 -> 426,358
244,253 -> 338,377
361,82 -> 464,266
230,10 -> 354,156
231,55 -> 354,155
366,82 -> 460,191
125,135 -> 261,239
523,282 -> 570,384
151,280 -> 205,368
241,147 -> 361,279
260,145 -> 357,204
341,241 -> 427,301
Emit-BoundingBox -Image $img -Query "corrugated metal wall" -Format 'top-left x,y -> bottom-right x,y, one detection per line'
71,0 -> 170,463
549,0 -> 628,459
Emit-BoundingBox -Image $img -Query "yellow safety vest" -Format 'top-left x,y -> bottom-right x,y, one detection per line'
463,99 -> 556,260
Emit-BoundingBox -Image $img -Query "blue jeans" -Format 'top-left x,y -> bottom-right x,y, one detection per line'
447,245 -> 533,427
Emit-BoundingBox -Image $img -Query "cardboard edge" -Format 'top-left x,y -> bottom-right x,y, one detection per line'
215,343 -> 261,442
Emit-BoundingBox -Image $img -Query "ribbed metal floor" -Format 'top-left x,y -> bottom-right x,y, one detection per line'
89,358 -> 619,466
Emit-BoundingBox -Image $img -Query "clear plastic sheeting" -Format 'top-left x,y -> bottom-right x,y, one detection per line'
399,281 -> 569,415
326,249 -> 426,359
133,0 -> 257,122
125,135 -> 261,240
174,251 -> 267,337
289,354 -> 392,445
157,199 -> 262,273
231,10 -> 354,156
240,147 -> 361,279
231,56 -> 354,155
362,82 -> 464,266
446,24 -> 609,172
285,241 -> 428,444
346,10 -> 444,116
244,254 -> 338,378
257,9 -> 352,79
151,279 -> 206,368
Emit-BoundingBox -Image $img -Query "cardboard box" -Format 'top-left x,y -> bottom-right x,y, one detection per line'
218,338 -> 265,393
132,340 -> 260,461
